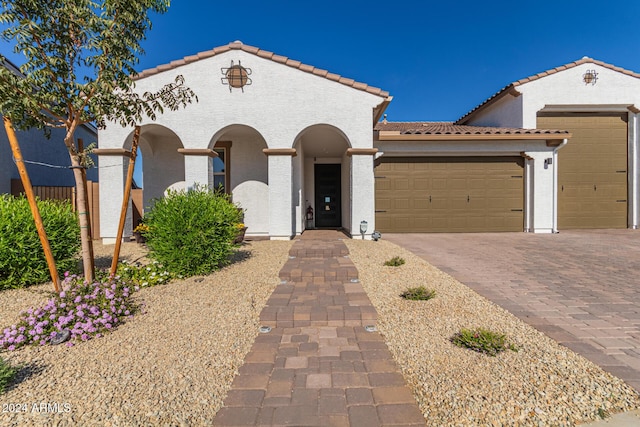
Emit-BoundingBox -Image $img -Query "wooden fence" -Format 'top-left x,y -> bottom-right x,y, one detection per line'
11,179 -> 144,240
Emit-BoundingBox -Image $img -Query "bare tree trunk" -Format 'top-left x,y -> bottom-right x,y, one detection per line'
66,136 -> 95,283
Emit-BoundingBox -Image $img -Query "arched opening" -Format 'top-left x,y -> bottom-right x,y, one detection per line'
123,124 -> 185,216
209,124 -> 269,238
293,124 -> 352,234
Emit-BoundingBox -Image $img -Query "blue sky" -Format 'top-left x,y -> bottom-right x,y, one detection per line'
2,0 -> 639,185
132,0 -> 640,121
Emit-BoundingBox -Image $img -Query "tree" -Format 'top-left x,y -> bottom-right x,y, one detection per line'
0,0 -> 197,283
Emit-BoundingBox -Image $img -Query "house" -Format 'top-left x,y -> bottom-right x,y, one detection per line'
96,42 -> 640,242
1,59 -> 99,195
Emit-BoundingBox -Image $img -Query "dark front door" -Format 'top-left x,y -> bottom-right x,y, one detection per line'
314,164 -> 342,228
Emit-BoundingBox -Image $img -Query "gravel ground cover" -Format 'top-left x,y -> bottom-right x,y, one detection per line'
0,240 -> 292,426
2,238 -> 639,426
344,239 -> 640,426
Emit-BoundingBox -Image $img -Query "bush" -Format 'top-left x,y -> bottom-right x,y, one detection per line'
0,273 -> 138,350
384,256 -> 405,267
0,357 -> 17,393
450,327 -> 518,357
115,260 -> 177,288
400,286 -> 436,301
143,186 -> 243,277
0,195 -> 80,289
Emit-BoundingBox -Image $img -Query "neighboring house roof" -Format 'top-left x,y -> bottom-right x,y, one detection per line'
134,40 -> 390,99
1,58 -> 98,136
375,121 -> 570,139
456,57 -> 640,125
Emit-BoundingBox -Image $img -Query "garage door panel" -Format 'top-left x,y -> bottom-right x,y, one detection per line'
375,157 -> 523,232
538,114 -> 627,229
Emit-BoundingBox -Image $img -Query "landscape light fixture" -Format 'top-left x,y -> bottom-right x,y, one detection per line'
360,220 -> 368,239
583,70 -> 598,85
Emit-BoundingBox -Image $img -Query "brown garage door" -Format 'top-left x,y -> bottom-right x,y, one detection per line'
375,157 -> 524,232
538,113 -> 628,229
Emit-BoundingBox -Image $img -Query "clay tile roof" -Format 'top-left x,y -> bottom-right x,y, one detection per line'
375,121 -> 570,136
456,57 -> 640,125
133,41 -> 390,98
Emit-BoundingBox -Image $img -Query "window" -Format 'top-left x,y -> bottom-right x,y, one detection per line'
212,141 -> 232,194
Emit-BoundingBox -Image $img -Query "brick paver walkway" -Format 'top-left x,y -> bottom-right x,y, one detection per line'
386,230 -> 640,392
214,231 -> 426,426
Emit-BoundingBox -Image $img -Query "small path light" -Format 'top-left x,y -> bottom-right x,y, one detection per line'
364,325 -> 377,332
350,279 -> 360,283
360,220 -> 368,240
259,326 -> 272,333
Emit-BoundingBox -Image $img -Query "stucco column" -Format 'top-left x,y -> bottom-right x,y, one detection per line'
348,148 -> 377,239
525,151 -> 556,233
94,152 -> 128,244
178,148 -> 217,190
264,148 -> 296,240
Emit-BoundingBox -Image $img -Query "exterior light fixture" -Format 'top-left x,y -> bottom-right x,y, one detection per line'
583,70 -> 598,85
221,60 -> 252,92
360,220 -> 368,239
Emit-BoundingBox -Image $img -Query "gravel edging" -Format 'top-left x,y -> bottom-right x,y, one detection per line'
344,239 -> 640,426
0,240 -> 292,426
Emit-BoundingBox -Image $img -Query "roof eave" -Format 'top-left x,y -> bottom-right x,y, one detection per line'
455,85 -> 521,125
377,131 -> 571,141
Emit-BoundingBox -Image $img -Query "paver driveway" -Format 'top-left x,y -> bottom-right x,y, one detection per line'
386,230 -> 640,392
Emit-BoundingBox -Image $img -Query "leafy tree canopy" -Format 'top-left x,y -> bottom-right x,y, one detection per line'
0,0 -> 197,134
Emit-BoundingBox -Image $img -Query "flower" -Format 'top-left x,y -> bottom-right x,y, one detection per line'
133,223 -> 150,233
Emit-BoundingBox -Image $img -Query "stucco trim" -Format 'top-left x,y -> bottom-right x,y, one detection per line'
346,148 -> 378,156
177,148 -> 218,157
93,148 -> 132,158
539,104 -> 640,114
377,132 -> 571,141
263,148 -> 297,157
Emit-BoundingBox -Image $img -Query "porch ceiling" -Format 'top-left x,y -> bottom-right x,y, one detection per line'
297,126 -> 349,157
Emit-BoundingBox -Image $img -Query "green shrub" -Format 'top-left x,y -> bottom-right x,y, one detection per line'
384,256 -> 405,267
400,286 -> 436,301
450,327 -> 518,357
143,186 -> 242,277
0,195 -> 80,289
0,357 -> 17,393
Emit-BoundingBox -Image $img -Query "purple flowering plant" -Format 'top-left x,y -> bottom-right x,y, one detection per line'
0,272 -> 139,351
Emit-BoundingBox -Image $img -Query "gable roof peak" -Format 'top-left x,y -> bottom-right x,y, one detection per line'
456,56 -> 640,124
133,41 -> 390,98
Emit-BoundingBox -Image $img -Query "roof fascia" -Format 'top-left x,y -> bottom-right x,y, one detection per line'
377,131 -> 570,141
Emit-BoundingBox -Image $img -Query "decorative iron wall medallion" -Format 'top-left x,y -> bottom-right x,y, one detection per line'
583,69 -> 598,85
221,60 -> 252,92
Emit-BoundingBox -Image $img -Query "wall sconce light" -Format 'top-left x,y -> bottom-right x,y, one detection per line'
583,70 -> 598,85
544,157 -> 553,166
360,220 -> 368,239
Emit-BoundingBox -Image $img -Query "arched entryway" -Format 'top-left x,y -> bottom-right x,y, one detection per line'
293,124 -> 352,234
